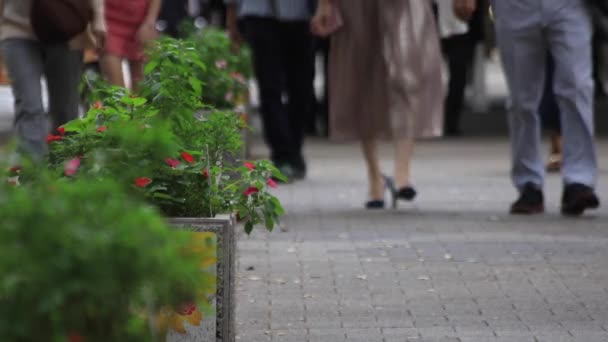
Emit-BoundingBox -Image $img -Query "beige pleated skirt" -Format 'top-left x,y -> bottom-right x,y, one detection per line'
329,0 -> 445,141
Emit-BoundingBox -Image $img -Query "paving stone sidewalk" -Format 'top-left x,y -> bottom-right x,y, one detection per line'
236,139 -> 608,342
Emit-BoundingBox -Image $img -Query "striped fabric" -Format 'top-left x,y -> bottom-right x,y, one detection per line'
224,0 -> 314,21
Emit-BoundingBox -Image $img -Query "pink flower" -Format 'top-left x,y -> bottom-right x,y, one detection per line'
243,186 -> 259,196
165,158 -> 181,169
230,71 -> 247,84
46,134 -> 62,143
181,151 -> 195,164
57,127 -> 66,136
96,126 -> 107,133
215,60 -> 228,69
64,157 -> 81,176
244,162 -> 255,170
267,178 -> 277,188
135,177 -> 152,188
225,91 -> 234,102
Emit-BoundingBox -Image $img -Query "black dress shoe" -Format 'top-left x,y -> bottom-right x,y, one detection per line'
510,182 -> 544,215
561,183 -> 600,216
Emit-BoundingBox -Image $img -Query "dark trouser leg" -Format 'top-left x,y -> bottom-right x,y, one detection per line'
44,44 -> 84,130
281,21 -> 315,172
243,17 -> 291,165
441,33 -> 475,136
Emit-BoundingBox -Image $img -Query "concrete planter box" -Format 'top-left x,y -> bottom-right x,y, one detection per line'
166,215 -> 236,342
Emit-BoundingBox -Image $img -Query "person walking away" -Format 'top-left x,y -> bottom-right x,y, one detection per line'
312,0 -> 444,209
102,0 -> 162,89
455,0 -> 600,216
0,0 -> 106,159
226,0 -> 316,181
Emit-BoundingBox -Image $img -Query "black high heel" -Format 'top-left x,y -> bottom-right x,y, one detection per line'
385,176 -> 417,209
364,175 -> 392,209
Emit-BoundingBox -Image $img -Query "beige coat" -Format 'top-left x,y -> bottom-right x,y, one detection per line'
0,0 -> 106,49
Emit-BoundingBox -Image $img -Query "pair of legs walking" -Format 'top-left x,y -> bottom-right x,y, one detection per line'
362,138 -> 415,209
494,0 -> 599,215
243,17 -> 315,180
1,39 -> 83,159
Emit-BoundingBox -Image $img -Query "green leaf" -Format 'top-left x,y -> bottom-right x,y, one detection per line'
144,60 -> 159,74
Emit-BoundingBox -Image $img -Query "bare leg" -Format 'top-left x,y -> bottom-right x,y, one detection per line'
129,60 -> 145,91
100,54 -> 125,87
361,139 -> 384,201
394,138 -> 414,189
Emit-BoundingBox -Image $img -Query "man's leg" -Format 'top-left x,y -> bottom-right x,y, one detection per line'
442,33 -> 475,136
493,1 -> 547,191
242,18 -> 292,170
281,21 -> 315,177
547,0 -> 599,215
1,39 -> 47,159
547,0 -> 596,187
44,45 -> 84,130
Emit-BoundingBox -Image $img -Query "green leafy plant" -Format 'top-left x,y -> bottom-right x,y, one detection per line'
47,76 -> 284,232
0,173 -> 210,342
185,28 -> 253,109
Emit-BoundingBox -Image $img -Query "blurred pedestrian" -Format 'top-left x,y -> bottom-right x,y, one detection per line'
437,0 -> 486,137
158,0 -> 188,37
455,0 -> 600,216
0,0 -> 106,159
312,0 -> 444,209
102,0 -> 162,89
226,0 -> 316,181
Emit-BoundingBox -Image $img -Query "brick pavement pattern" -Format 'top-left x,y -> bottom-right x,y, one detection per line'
237,139 -> 608,342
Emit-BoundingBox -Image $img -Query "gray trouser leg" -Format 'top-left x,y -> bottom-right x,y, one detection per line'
1,39 -> 83,159
493,1 -> 547,191
493,0 -> 597,191
547,2 -> 597,187
1,39 -> 47,158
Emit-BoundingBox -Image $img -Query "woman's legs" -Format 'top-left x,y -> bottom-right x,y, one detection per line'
394,138 -> 414,189
101,54 -> 125,87
129,60 -> 145,91
361,139 -> 384,201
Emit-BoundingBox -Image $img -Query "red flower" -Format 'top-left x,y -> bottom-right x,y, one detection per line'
57,127 -> 66,136
67,332 -> 84,342
135,177 -> 152,188
202,168 -> 209,178
46,134 -> 62,143
165,158 -> 181,169
177,302 -> 197,316
64,158 -> 81,176
94,101 -> 102,109
96,126 -> 107,133
244,162 -> 255,170
267,178 -> 277,188
181,152 -> 194,164
8,165 -> 22,174
243,186 -> 259,196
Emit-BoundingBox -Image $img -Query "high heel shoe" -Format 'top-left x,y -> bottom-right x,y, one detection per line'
385,176 -> 417,209
364,176 -> 391,209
